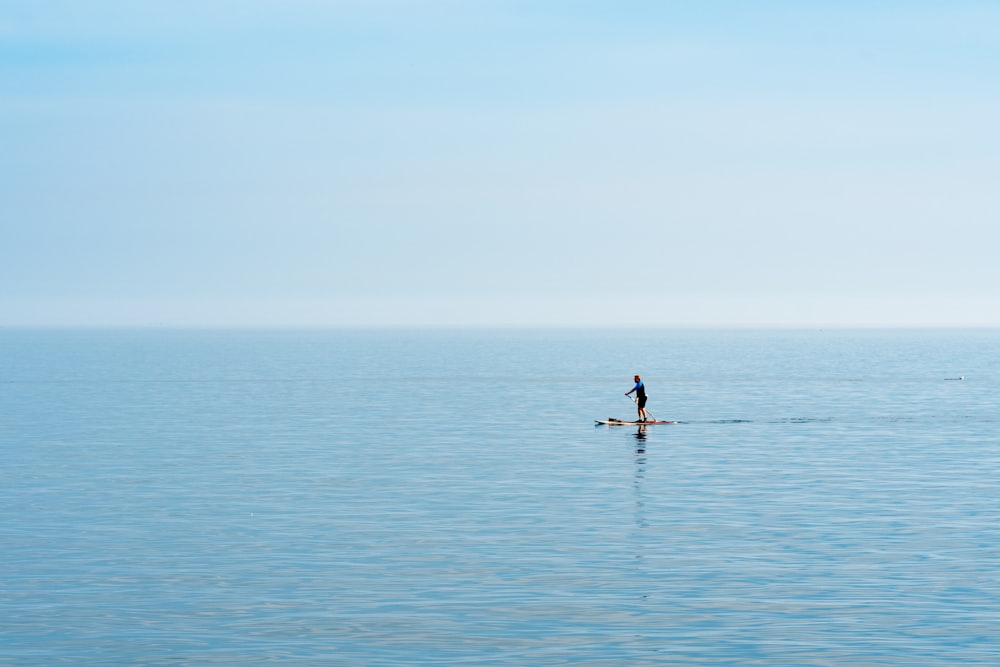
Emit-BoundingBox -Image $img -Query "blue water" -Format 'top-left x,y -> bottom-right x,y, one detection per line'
2,328 -> 999,665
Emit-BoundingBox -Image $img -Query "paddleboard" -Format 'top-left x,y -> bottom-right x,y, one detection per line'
596,419 -> 677,425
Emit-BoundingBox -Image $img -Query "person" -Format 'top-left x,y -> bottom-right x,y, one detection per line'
625,374 -> 648,422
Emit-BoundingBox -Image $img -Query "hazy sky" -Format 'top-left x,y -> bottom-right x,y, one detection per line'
3,1 -> 998,327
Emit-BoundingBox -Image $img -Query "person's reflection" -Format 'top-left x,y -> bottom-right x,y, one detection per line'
633,431 -> 648,532
633,424 -> 647,452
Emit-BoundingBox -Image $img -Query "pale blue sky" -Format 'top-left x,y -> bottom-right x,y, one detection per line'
3,1 -> 998,326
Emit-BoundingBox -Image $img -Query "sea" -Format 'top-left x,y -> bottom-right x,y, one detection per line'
1,327 -> 998,666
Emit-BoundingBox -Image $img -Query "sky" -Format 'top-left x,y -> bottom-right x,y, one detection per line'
2,1 -> 999,327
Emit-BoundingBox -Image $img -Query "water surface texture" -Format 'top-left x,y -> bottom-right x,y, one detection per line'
2,328 -> 998,665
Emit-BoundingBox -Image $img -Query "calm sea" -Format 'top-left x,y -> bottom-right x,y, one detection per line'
2,328 -> 998,666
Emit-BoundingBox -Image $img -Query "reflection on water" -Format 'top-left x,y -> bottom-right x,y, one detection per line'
632,440 -> 648,534
632,424 -> 648,449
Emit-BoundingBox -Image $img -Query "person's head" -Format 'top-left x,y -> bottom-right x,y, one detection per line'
634,375 -> 641,382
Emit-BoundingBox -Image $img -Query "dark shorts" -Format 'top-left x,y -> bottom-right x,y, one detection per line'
638,396 -> 647,408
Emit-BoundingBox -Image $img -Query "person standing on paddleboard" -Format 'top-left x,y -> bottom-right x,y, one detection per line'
626,375 -> 648,422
